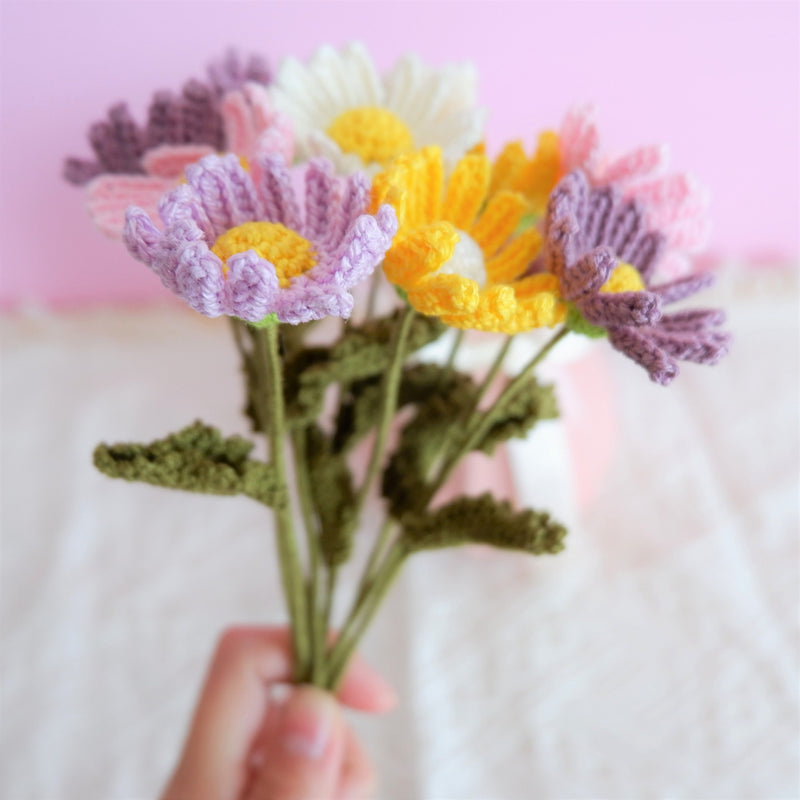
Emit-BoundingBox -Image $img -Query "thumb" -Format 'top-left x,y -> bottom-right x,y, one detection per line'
246,686 -> 346,800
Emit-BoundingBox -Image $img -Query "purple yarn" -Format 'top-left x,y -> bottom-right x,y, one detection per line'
64,50 -> 271,186
123,154 -> 398,325
544,170 -> 730,384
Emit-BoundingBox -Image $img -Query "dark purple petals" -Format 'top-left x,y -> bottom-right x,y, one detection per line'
648,328 -> 731,365
564,247 -> 617,298
607,326 -> 679,385
657,308 -> 726,332
652,271 -> 715,304
543,169 -> 730,384
579,290 -> 662,327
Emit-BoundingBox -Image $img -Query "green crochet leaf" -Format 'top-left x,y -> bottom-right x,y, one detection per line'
283,311 -> 446,425
93,421 -> 283,508
475,376 -> 559,455
333,362 -> 475,455
401,494 -> 567,555
379,365 -> 480,516
304,427 -> 357,567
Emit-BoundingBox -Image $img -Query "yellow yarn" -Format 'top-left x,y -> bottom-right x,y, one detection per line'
327,106 -> 414,166
211,222 -> 316,287
373,147 -> 567,333
601,262 -> 645,293
490,131 -> 561,216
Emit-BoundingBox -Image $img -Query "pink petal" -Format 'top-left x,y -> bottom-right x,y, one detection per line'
86,174 -> 174,238
141,143 -> 216,179
559,105 -> 600,173
595,144 -> 668,185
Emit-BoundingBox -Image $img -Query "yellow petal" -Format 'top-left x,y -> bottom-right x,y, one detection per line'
382,221 -> 458,288
485,228 -> 543,284
520,130 -> 560,214
490,141 -> 527,196
442,153 -> 490,231
407,272 -> 481,316
470,191 -> 527,259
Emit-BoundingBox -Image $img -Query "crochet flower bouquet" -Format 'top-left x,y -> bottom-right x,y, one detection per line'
68,46 -> 730,689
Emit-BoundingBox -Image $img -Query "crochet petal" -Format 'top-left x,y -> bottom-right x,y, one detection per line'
325,170 -> 370,249
607,326 -> 678,385
157,183 -> 215,241
304,158 -> 341,242
562,247 -> 617,299
559,105 -> 600,174
275,278 -> 354,325
332,204 -> 398,287
442,153 -> 490,231
223,250 -> 281,322
184,154 -> 257,235
88,174 -> 173,239
123,206 -> 163,265
652,271 -> 715,304
141,143 -> 215,179
471,191 -> 528,259
173,242 -> 226,317
579,291 -> 662,327
251,153 -> 301,229
382,222 -> 459,287
596,144 -> 668,185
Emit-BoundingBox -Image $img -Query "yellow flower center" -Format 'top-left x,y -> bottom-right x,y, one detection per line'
601,262 -> 645,293
326,106 -> 414,166
211,222 -> 316,288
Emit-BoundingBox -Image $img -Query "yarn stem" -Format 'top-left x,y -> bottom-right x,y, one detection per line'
255,324 -> 310,680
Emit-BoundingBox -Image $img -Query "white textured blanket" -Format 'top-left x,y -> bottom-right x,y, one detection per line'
2,268 -> 797,799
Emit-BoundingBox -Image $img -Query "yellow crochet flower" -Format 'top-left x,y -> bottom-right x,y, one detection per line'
489,131 -> 561,217
372,147 -> 566,333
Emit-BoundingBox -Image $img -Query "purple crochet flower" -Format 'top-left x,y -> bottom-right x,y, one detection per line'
542,170 -> 730,385
123,153 -> 398,325
64,50 -> 270,185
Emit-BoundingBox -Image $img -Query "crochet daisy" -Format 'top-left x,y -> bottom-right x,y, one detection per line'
123,153 -> 397,325
541,170 -> 730,384
270,43 -> 486,175
371,147 -> 564,333
494,106 -> 709,278
64,52 -> 293,238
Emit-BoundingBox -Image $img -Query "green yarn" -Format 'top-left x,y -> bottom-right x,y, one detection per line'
304,426 -> 357,567
566,303 -> 608,339
93,421 -> 282,507
283,310 -> 446,424
248,312 -> 280,329
401,493 -> 567,555
476,376 -> 558,454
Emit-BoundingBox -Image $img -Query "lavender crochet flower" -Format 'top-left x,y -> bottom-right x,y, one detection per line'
123,153 -> 398,325
64,50 -> 270,185
542,170 -> 730,385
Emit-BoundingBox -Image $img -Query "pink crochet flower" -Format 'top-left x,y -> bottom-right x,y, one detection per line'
558,106 -> 709,278
123,154 -> 398,325
65,53 -> 293,238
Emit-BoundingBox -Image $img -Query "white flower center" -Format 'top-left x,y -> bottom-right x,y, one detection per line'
436,230 -> 487,287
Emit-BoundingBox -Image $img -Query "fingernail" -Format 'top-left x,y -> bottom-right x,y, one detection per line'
278,687 -> 336,760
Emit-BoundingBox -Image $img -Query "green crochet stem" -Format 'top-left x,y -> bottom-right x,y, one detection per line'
290,427 -> 325,684
352,305 -> 416,518
325,544 -> 406,691
429,326 -> 569,500
255,324 -> 310,680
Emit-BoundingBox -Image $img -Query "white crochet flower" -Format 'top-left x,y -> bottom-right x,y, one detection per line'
271,43 -> 486,175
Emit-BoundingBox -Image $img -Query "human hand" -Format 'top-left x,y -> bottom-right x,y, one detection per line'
162,626 -> 397,800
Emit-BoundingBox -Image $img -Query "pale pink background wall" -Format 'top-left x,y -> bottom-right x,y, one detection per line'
0,0 -> 797,309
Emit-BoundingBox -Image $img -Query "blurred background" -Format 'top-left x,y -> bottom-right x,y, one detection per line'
1,2 -> 798,798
